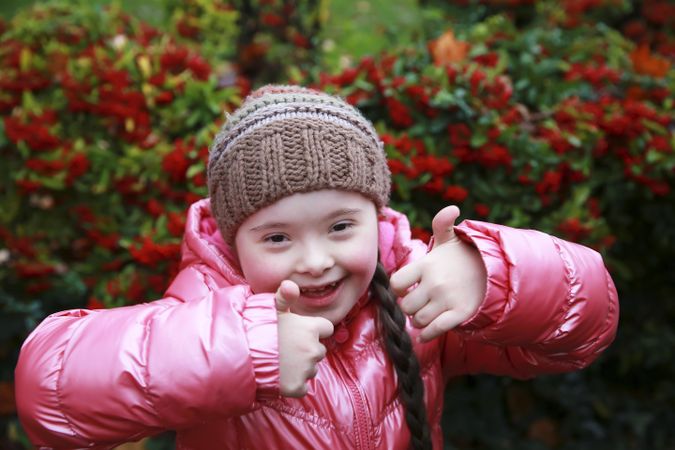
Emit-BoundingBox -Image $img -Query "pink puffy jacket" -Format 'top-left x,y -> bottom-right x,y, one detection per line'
15,199 -> 619,450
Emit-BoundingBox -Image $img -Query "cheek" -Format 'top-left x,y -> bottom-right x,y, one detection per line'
342,232 -> 379,280
243,265 -> 283,294
348,246 -> 378,275
237,249 -> 289,294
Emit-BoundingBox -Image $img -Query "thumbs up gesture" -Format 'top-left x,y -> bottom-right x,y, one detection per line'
276,280 -> 334,397
390,206 -> 487,342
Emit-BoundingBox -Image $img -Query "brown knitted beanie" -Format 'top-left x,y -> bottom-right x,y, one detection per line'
207,85 -> 391,243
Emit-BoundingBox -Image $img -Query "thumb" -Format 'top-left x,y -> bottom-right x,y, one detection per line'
431,205 -> 461,248
275,280 -> 299,313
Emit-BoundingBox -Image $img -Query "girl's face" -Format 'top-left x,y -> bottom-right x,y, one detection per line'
234,190 -> 380,324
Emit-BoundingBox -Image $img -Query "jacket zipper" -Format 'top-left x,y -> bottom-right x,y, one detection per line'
332,354 -> 374,450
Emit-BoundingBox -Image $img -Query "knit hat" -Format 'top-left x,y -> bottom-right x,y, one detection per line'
207,85 -> 391,243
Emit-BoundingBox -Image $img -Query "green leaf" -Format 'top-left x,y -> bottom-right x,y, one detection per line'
0,119 -> 7,148
38,174 -> 65,190
431,91 -> 455,108
470,132 -> 488,148
186,164 -> 203,179
643,120 -> 667,135
0,191 -> 20,225
645,150 -> 664,164
568,135 -> 582,147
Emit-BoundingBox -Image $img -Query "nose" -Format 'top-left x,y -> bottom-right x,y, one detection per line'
296,242 -> 334,276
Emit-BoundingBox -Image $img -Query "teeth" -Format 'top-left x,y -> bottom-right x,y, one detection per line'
302,281 -> 338,293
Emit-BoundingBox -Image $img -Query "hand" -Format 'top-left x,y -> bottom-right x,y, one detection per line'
390,206 -> 486,342
276,280 -> 334,397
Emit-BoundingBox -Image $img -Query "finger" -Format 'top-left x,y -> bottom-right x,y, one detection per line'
306,365 -> 319,380
275,280 -> 299,313
312,317 -> 335,339
398,284 -> 430,316
418,310 -> 466,342
431,205 -> 461,248
389,261 -> 423,296
411,299 -> 447,328
313,343 -> 327,363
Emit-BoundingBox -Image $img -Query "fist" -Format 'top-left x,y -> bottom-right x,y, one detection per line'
276,280 -> 334,397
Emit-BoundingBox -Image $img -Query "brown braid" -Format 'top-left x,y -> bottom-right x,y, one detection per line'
370,262 -> 432,450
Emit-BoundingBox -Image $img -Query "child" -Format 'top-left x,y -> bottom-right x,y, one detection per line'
15,85 -> 619,450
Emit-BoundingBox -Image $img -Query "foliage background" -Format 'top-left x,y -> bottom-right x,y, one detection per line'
0,0 -> 673,449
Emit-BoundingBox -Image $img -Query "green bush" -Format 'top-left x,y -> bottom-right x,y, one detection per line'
312,4 -> 674,272
1,0 -> 674,449
163,0 -> 324,82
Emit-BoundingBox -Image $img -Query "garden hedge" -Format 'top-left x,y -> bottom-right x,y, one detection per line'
1,0 -> 673,449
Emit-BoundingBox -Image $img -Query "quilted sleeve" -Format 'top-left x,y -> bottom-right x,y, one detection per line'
441,220 -> 619,380
14,283 -> 279,449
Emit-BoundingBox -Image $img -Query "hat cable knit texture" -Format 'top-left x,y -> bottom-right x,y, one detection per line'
207,85 -> 391,242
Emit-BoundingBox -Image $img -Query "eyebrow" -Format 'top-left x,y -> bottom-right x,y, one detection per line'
249,208 -> 362,232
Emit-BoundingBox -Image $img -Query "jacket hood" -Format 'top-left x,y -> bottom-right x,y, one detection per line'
179,198 -> 425,285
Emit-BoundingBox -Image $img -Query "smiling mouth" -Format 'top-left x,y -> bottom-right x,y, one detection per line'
299,279 -> 343,298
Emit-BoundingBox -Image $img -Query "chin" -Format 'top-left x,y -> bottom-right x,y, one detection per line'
296,306 -> 347,325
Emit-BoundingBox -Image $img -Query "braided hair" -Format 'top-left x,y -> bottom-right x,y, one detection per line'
370,261 -> 433,450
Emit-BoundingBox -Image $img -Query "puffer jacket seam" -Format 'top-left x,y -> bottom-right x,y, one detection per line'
201,270 -> 220,292
232,417 -> 244,450
189,265 -> 216,294
142,303 -> 174,423
479,241 -> 513,342
260,401 -> 350,434
378,396 -> 401,423
351,340 -> 381,363
597,270 -> 619,347
350,331 -> 439,364
53,318 -> 91,443
561,248 -> 616,356
190,263 -> 238,294
542,236 -> 576,347
374,356 -> 436,424
200,237 -> 242,283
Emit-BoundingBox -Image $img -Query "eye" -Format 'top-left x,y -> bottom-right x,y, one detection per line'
263,233 -> 288,244
331,221 -> 354,233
